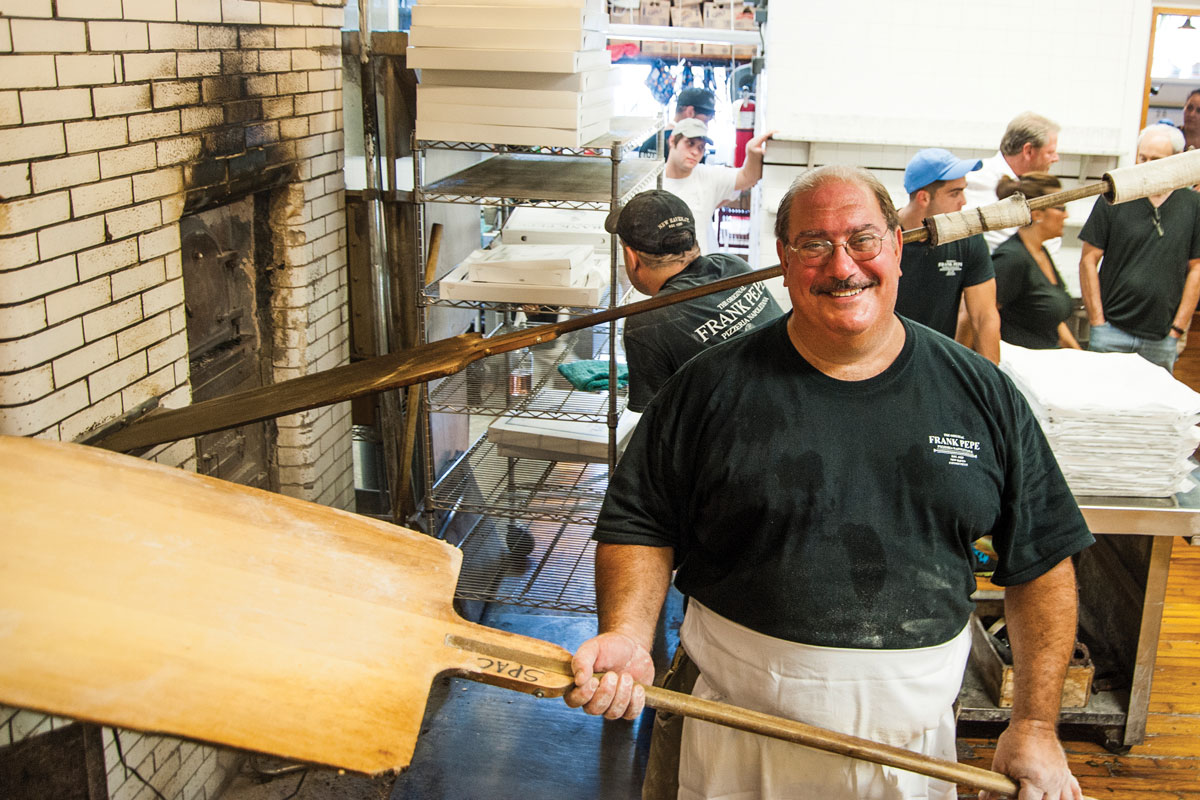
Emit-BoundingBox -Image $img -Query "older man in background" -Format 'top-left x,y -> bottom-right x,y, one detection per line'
965,111 -> 1062,251
1079,125 -> 1200,372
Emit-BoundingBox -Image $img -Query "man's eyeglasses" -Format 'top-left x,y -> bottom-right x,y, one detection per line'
786,232 -> 887,267
1152,206 -> 1164,238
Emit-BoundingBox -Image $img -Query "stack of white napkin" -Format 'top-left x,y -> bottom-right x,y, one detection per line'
999,344 -> 1200,497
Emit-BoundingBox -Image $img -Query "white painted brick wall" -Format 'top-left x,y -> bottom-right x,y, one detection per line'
2,5 -> 352,792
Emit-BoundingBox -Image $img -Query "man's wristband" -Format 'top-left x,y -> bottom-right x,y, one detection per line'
1172,324 -> 1187,336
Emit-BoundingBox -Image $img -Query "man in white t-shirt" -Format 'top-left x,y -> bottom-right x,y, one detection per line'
661,118 -> 774,255
963,111 -> 1061,251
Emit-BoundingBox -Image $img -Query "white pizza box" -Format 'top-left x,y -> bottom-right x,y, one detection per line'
407,46 -> 610,74
439,255 -> 609,305
415,117 -> 609,148
418,85 -> 612,111
416,0 -> 603,9
419,99 -> 612,130
501,207 -> 613,251
412,5 -> 607,30
464,243 -> 594,286
409,25 -> 606,52
419,67 -> 616,92
489,412 -> 635,463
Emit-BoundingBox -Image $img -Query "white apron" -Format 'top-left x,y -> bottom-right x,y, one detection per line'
677,602 -> 971,800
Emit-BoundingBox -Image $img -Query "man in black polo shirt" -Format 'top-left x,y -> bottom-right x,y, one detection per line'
609,190 -> 782,412
896,148 -> 1001,363
1079,125 -> 1200,372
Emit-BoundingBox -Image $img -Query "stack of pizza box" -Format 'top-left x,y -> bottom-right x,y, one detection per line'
1000,343 -> 1200,497
407,0 -> 615,147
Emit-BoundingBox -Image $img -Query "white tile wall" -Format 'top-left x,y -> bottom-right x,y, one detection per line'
754,0 -> 1190,266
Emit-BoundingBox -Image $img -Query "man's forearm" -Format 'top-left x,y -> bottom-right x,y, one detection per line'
1078,248 -> 1105,325
964,282 -> 1001,364
1171,259 -> 1200,333
595,542 -> 673,651
1003,558 -> 1078,724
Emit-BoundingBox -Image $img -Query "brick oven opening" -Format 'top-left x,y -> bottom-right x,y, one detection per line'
180,194 -> 276,489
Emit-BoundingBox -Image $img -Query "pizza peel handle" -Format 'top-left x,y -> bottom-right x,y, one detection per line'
0,436 -> 1073,797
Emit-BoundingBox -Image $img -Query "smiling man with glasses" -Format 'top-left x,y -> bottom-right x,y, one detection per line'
567,165 -> 1093,800
1079,124 -> 1200,372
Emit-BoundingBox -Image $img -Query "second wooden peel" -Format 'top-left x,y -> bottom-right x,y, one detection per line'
1,435 -> 1060,798
93,151 -> 1200,453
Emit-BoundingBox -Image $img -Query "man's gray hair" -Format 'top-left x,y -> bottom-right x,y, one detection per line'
999,111 -> 1061,156
1138,124 -> 1186,155
774,166 -> 900,244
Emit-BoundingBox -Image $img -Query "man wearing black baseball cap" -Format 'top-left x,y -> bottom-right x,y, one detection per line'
638,86 -> 717,158
607,189 -> 782,413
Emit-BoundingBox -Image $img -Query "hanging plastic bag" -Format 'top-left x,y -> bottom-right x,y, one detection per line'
645,59 -> 675,106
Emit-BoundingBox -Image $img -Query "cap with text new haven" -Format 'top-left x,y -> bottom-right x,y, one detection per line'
605,190 -> 696,255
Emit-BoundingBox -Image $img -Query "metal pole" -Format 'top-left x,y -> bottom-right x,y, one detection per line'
356,5 -> 405,523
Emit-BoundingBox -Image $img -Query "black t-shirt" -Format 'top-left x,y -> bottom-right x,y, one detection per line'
1079,190 -> 1200,339
993,234 -> 1075,349
896,234 -> 994,337
597,315 -> 1093,649
622,253 -> 783,412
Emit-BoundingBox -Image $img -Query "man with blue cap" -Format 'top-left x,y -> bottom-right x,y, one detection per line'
896,148 -> 1001,363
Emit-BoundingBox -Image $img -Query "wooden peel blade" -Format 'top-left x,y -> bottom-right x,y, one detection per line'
1,435 -> 1053,797
92,266 -> 783,451
93,150 -> 1200,452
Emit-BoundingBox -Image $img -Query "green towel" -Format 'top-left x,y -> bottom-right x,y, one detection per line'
558,360 -> 628,392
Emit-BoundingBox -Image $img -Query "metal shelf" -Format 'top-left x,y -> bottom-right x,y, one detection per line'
418,115 -> 661,156
455,516 -> 598,613
416,152 -> 663,209
429,435 -> 610,525
429,324 -> 626,420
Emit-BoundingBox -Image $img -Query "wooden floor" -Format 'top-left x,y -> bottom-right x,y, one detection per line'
959,537 -> 1200,797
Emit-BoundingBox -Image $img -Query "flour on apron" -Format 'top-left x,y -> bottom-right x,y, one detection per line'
677,601 -> 971,800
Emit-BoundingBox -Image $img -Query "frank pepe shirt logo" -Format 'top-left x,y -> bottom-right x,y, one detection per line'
928,432 -> 980,467
938,258 -> 963,277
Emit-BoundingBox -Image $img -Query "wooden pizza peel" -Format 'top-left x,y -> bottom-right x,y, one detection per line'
91,148 -> 1200,454
0,435 -> 1096,798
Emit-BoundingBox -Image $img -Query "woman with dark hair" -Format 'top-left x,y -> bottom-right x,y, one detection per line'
992,173 -> 1082,349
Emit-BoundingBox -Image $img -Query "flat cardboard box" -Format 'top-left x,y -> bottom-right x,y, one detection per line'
419,67 -> 616,92
489,406 -> 636,463
419,99 -> 612,129
702,42 -> 732,57
640,40 -> 673,57
438,255 -> 609,306
464,243 -> 594,286
501,207 -> 613,251
415,117 -> 609,147
412,5 -> 607,30
407,46 -> 610,74
418,85 -> 612,110
409,26 -> 606,52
